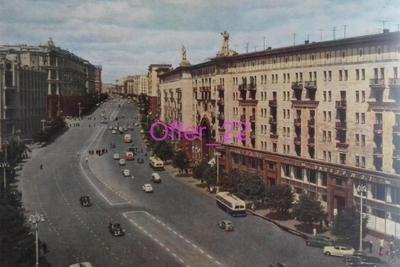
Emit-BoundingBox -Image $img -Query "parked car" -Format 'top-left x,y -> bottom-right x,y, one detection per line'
119,159 -> 126,166
352,251 -> 381,263
111,129 -> 117,134
305,235 -> 334,248
108,222 -> 125,237
323,245 -> 355,257
122,169 -> 130,177
113,153 -> 120,160
126,152 -> 134,161
142,184 -> 153,193
218,220 -> 234,231
69,262 -> 94,267
80,196 -> 92,207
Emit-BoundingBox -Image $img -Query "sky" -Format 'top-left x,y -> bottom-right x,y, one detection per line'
0,0 -> 399,83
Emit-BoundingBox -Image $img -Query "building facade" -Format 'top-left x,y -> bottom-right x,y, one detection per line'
95,65 -> 102,95
148,64 -> 172,116
0,38 -> 98,119
0,51 -> 47,144
158,31 -> 400,237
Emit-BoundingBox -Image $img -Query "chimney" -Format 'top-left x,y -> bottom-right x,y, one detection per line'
305,40 -> 309,44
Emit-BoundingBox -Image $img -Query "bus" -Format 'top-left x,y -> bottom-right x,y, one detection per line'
149,156 -> 164,170
216,192 -> 247,217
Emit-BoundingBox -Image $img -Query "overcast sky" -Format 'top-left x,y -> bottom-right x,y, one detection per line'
0,0 -> 399,82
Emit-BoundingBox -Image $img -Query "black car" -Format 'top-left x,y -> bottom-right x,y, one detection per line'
351,251 -> 381,263
80,196 -> 92,207
109,222 -> 125,237
305,235 -> 334,248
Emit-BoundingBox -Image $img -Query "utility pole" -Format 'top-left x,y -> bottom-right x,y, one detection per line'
293,33 -> 296,46
332,26 -> 336,40
1,142 -> 8,191
319,29 -> 324,41
245,43 -> 249,53
263,36 -> 266,50
215,151 -> 221,193
357,184 -> 367,252
343,24 -> 347,38
78,102 -> 81,120
29,213 -> 45,267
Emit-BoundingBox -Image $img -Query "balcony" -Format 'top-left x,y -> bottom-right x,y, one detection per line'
291,81 -> 303,91
294,118 -> 301,127
269,117 -> 277,125
336,141 -> 349,149
269,99 -> 277,107
335,100 -> 347,109
304,80 -> 317,90
240,114 -> 246,121
250,131 -> 256,138
393,149 -> 400,160
270,133 -> 279,139
200,86 -> 211,92
373,146 -> 383,157
238,84 -> 246,91
250,115 -> 256,123
335,121 -> 347,129
389,78 -> 400,89
238,99 -> 258,106
294,136 -> 301,145
217,99 -> 224,106
217,85 -> 224,91
308,138 -> 315,147
291,100 -> 319,109
374,123 -> 383,134
308,118 -> 315,128
218,113 -> 224,121
370,78 -> 385,89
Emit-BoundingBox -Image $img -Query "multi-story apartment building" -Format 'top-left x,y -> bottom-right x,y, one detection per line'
148,64 -> 172,116
0,38 -> 97,119
95,65 -> 102,96
0,51 -> 47,144
158,30 -> 400,237
124,75 -> 149,97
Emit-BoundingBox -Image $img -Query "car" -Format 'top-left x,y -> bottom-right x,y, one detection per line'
323,245 -> 355,257
305,235 -> 334,248
142,184 -> 153,193
122,169 -> 130,177
113,153 -> 120,160
126,152 -> 134,160
108,126 -> 113,130
140,129 -> 144,134
108,222 -> 125,237
151,172 -> 161,183
135,123 -> 139,126
80,196 -> 92,207
218,220 -> 234,231
351,251 -> 381,263
137,158 -> 144,164
119,159 -> 126,165
128,147 -> 135,152
14,165 -> 23,171
69,262 -> 94,267
111,129 -> 117,134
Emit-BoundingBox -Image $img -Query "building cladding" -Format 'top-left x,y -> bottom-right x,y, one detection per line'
148,64 -> 172,116
159,31 -> 400,237
0,38 -> 97,119
0,51 -> 47,144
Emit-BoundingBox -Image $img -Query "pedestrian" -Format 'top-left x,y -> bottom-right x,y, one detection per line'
369,240 -> 373,253
42,242 -> 47,254
40,164 -> 43,170
312,227 -> 317,237
379,239 -> 384,256
85,156 -> 88,163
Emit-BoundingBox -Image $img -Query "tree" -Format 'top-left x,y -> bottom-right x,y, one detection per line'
192,161 -> 208,181
332,208 -> 368,248
202,165 -> 217,190
292,193 -> 325,226
173,151 -> 190,173
232,173 -> 266,201
153,141 -> 174,161
264,184 -> 294,216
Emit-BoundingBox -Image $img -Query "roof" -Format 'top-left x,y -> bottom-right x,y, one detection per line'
216,192 -> 246,205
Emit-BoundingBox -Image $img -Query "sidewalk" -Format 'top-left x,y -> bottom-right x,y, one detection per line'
163,164 -> 396,266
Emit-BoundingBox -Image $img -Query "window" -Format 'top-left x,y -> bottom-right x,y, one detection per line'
323,111 -> 327,121
355,134 -> 360,146
323,131 -> 327,141
356,91 -> 360,102
328,111 -> 331,122
294,167 -> 302,180
361,69 -> 365,80
323,151 -> 327,160
328,131 -> 332,142
361,135 -> 366,147
356,69 -> 360,80
323,91 -> 327,101
355,156 -> 360,167
344,70 -> 348,81
324,71 -> 327,81
328,91 -> 332,102
328,71 -> 332,81
339,70 -> 343,81
361,113 -> 365,124
273,143 -> 277,152
356,113 -> 360,124
283,165 -> 291,177
321,172 -> 327,186
328,152 -> 332,162
308,170 -> 317,184
361,91 -> 366,102
340,153 -> 346,164
361,157 -> 366,168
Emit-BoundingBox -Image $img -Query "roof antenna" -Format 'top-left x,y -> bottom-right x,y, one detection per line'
292,33 -> 296,46
263,36 -> 266,50
343,24 -> 347,38
245,42 -> 249,53
379,20 -> 387,32
319,29 -> 324,41
332,27 -> 336,40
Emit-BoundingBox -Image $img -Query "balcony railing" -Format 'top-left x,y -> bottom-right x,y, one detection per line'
294,136 -> 301,144
217,85 -> 224,91
308,138 -> 315,146
393,124 -> 400,134
294,118 -> 301,127
269,99 -> 277,107
373,146 -> 383,156
308,118 -> 315,128
240,114 -> 246,121
389,78 -> 400,88
218,113 -> 224,121
291,81 -> 303,90
269,117 -> 277,124
270,133 -> 278,139
304,80 -> 317,89
335,121 -> 347,129
250,131 -> 256,138
393,149 -> 400,159
373,123 -> 383,133
217,99 -> 224,106
370,78 -> 385,88
250,115 -> 255,123
336,141 -> 349,149
335,100 -> 347,109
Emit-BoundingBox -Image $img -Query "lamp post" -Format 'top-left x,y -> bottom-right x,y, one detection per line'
40,119 -> 46,132
214,151 -> 221,193
1,141 -> 9,191
78,102 -> 81,120
28,212 -> 45,267
357,183 -> 367,251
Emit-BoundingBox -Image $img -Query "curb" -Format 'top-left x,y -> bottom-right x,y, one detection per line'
246,209 -> 309,240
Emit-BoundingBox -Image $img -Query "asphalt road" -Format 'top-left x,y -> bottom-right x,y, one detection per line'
18,97 -> 344,267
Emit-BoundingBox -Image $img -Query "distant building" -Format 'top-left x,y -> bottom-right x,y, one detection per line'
95,65 -> 102,95
0,38 -> 98,119
0,51 -> 47,144
147,64 -> 172,117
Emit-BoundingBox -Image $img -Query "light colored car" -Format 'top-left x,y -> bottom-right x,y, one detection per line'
69,262 -> 93,267
142,184 -> 153,193
111,129 -> 117,134
218,220 -> 234,231
119,159 -> 126,166
140,129 -> 144,133
151,172 -> 161,183
108,126 -> 113,130
122,169 -> 130,177
113,153 -> 120,160
323,245 -> 355,257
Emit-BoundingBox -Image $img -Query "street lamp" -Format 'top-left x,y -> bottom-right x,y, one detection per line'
28,212 -> 45,267
214,151 -> 221,193
78,102 -> 81,120
357,183 -> 367,251
1,141 -> 9,191
40,119 -> 46,132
